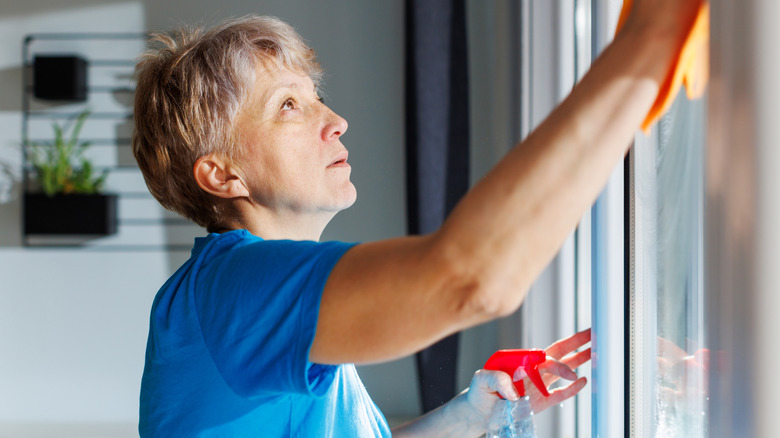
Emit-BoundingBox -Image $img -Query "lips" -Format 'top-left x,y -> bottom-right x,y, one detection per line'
328,151 -> 349,167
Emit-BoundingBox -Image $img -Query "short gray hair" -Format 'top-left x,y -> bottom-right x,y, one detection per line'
132,15 -> 323,231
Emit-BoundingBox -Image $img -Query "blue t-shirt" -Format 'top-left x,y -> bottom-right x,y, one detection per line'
139,230 -> 391,437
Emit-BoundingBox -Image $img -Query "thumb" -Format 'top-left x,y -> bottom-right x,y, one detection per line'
474,369 -> 520,401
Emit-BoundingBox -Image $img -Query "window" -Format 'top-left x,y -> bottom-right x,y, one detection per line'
630,90 -> 708,437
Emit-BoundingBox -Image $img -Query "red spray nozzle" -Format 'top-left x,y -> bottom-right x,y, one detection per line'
483,349 -> 548,398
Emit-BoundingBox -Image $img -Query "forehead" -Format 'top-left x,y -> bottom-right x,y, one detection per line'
250,58 -> 315,101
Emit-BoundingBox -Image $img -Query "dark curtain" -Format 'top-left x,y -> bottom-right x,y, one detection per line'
405,0 -> 470,413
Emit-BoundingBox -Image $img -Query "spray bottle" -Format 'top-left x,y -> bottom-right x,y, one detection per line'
483,349 -> 548,438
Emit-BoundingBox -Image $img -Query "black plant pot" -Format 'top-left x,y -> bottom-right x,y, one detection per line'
24,193 -> 118,236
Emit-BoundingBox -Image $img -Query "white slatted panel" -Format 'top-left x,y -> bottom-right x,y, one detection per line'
22,34 -> 203,250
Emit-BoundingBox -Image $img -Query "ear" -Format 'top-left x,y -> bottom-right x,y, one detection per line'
193,154 -> 249,199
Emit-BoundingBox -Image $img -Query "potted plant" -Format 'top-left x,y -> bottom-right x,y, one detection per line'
24,110 -> 118,236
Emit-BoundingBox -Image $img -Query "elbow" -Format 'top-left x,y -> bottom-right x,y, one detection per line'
447,270 -> 522,322
428,248 -> 489,321
427,233 -> 527,325
463,284 -> 520,320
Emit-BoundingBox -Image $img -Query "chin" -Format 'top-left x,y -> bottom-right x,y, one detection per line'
320,180 -> 357,213
339,188 -> 358,210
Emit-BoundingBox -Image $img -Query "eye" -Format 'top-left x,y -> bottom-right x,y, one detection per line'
281,98 -> 297,111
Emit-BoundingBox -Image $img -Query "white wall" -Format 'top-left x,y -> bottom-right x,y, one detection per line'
0,0 -> 516,433
0,2 -> 156,431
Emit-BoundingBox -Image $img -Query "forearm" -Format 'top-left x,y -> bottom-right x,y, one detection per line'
391,391 -> 485,438
312,3 -> 701,366
436,21 -> 685,314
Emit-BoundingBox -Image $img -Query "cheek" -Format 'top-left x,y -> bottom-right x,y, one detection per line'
240,129 -> 321,191
240,139 -> 286,181
269,150 -> 319,194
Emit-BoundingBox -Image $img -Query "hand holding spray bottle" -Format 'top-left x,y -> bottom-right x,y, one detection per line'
483,349 -> 548,438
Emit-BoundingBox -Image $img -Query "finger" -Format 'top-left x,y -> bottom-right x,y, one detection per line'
694,348 -> 711,371
493,372 -> 520,401
541,348 -> 591,386
473,369 -> 520,401
657,357 -> 677,381
657,336 -> 687,361
546,377 -> 588,405
545,328 -> 592,359
560,348 -> 591,371
540,357 -> 578,381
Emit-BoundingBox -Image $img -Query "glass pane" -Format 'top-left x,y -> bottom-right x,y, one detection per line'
632,90 -> 708,437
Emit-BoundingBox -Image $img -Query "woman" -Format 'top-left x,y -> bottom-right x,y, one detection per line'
133,1 -> 703,435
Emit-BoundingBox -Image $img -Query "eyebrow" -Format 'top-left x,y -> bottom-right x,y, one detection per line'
271,82 -> 302,93
263,82 -> 302,105
257,83 -> 307,118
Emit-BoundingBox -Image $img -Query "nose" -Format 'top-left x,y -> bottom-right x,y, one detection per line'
322,107 -> 348,141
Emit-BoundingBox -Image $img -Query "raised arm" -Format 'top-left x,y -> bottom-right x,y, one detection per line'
311,0 -> 704,365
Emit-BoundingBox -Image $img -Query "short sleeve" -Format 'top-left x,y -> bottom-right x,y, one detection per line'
192,236 -> 357,398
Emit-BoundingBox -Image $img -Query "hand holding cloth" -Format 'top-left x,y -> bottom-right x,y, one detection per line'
616,0 -> 710,132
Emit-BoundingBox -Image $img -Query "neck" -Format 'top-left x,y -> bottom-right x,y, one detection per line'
226,201 -> 336,241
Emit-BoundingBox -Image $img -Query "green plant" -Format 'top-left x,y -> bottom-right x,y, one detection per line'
27,110 -> 108,197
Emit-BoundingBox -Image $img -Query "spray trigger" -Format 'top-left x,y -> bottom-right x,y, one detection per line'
484,349 -> 549,398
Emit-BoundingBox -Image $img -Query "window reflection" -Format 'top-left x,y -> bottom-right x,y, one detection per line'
633,89 -> 708,437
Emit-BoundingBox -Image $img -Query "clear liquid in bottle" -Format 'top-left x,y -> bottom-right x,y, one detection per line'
486,396 -> 536,438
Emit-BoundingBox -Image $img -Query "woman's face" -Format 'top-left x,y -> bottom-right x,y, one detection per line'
234,60 -> 356,220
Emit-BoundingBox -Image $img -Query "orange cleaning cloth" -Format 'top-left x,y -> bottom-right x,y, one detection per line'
615,0 -> 710,132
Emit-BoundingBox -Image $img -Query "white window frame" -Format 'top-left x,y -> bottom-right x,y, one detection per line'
589,1 -> 626,438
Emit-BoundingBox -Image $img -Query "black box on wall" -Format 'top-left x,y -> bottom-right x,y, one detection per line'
24,193 -> 118,236
33,55 -> 88,101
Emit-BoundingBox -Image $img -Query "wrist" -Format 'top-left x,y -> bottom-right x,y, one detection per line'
454,389 -> 494,437
616,1 -> 703,74
619,0 -> 702,43
608,19 -> 684,88
391,390 -> 490,438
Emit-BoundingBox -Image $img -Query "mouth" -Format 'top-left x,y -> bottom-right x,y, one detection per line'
328,151 -> 349,167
